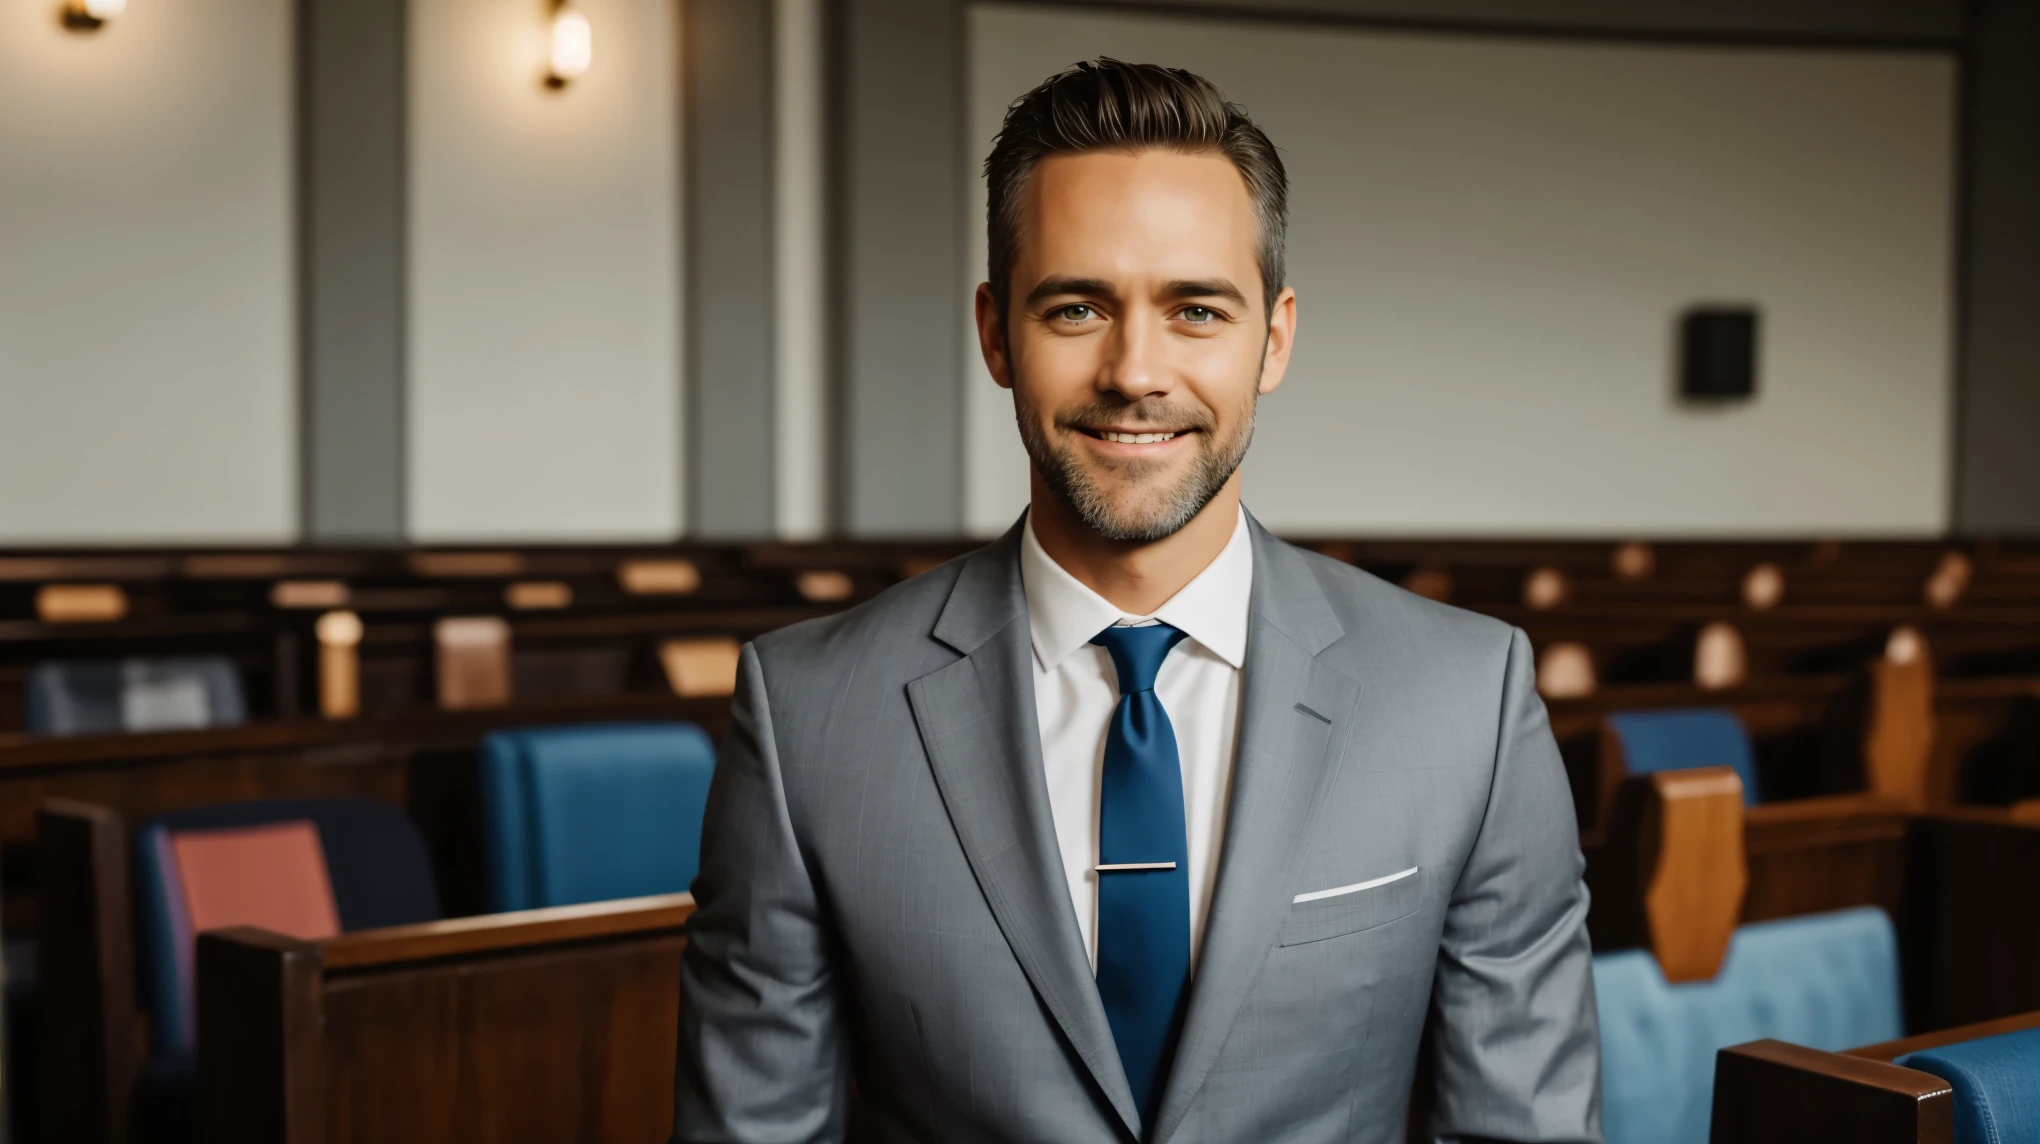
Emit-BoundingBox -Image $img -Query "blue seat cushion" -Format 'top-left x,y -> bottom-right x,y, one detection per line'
480,722 -> 715,912
1606,708 -> 1760,804
1898,1026 -> 2040,1144
1594,906 -> 1902,1144
25,657 -> 247,737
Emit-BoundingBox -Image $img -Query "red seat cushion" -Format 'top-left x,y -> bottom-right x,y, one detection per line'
171,820 -> 341,942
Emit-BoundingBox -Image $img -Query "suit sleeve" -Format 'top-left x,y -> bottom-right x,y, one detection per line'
674,642 -> 850,1144
1428,627 -> 1603,1144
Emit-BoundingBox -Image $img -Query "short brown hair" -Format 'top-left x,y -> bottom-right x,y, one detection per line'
983,58 -> 1288,320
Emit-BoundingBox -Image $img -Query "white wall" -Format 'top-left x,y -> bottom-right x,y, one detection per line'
0,0 -> 296,544
408,0 -> 682,541
965,5 -> 1958,537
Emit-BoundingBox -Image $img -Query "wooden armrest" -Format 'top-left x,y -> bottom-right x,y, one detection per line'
318,892 -> 695,970
1851,1008 -> 2040,1062
1710,1040 -> 1952,1144
199,893 -> 696,973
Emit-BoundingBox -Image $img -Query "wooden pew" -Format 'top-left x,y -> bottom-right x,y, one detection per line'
9,693 -> 730,921
1496,604 -> 2040,684
12,679 -> 730,1138
1546,655 -> 1934,831
1579,780 -> 2040,1144
0,542 -> 928,732
1709,1038 -> 1954,1144
37,763 -> 714,1143
1930,676 -> 2040,805
198,894 -> 694,1144
1581,774 -> 2040,1031
1712,1006 -> 2040,1144
1579,768 -> 1910,977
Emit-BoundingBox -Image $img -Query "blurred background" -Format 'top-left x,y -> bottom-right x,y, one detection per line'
3,0 -> 2033,547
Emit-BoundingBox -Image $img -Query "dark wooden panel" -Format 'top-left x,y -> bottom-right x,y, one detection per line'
198,898 -> 693,1144
1901,812 -> 2040,1032
196,928 -> 326,1144
1709,1040 -> 1951,1144
1742,796 -> 1911,924
35,800 -> 134,1144
322,936 -> 684,1142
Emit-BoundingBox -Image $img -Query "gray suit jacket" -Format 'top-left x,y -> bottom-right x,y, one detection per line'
675,515 -> 1601,1144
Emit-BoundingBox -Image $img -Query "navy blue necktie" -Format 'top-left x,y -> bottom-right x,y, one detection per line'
1091,622 -> 1193,1127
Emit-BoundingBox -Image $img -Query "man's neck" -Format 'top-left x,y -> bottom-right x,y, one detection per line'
1027,472 -> 1243,616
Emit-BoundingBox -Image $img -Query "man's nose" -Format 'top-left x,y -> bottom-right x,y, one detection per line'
1097,313 -> 1175,403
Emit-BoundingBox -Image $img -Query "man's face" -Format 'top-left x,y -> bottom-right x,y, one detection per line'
977,149 -> 1296,543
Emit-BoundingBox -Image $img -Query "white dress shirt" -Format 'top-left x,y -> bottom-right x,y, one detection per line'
1020,508 -> 1252,972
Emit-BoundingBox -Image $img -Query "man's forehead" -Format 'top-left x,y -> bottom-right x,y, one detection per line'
1025,149 -> 1255,227
1018,150 -> 1259,283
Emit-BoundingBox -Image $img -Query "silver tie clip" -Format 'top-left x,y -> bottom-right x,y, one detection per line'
1095,862 -> 1178,872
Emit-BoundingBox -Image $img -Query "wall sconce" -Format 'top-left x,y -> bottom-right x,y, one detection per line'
62,0 -> 127,32
545,1 -> 593,89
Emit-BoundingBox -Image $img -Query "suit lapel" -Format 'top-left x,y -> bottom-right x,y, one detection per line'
1149,521 -> 1360,1144
907,524 -> 1141,1137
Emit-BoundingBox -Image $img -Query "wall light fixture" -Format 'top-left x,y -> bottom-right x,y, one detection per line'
62,0 -> 127,32
545,1 -> 593,89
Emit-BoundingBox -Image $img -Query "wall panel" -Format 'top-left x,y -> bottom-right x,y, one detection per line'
0,0 -> 295,543
408,0 -> 681,542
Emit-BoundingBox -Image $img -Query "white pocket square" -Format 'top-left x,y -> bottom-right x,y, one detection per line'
1293,865 -> 1419,904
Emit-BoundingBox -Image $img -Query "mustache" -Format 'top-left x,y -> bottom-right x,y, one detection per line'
1052,399 -> 1215,434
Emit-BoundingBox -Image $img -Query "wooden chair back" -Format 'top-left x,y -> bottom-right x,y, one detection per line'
434,616 -> 512,710
1587,768 -> 1747,982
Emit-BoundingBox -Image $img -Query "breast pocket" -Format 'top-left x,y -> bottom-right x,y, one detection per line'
1280,865 -> 1423,946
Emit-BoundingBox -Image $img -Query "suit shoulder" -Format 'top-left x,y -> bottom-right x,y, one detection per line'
749,550 -> 967,671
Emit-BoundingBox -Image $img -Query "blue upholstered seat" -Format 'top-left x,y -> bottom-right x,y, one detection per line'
1898,1027 -> 2040,1144
1594,906 -> 1902,1144
1605,708 -> 1761,804
25,657 -> 247,737
479,722 -> 716,912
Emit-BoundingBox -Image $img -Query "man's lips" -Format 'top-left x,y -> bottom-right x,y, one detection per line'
1075,427 -> 1195,445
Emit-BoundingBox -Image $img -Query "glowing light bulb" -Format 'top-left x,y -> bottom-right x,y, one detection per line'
63,0 -> 126,30
547,6 -> 592,86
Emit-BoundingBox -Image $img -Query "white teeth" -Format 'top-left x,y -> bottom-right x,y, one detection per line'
1100,431 -> 1178,444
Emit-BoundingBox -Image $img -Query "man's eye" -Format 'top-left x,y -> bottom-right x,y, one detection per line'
1180,306 -> 1215,323
1056,305 -> 1096,322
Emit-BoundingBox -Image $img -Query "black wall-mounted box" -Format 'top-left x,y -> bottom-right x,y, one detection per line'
1680,307 -> 1759,400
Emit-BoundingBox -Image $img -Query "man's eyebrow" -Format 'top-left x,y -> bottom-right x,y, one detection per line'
1024,277 -> 1117,307
1162,278 -> 1249,307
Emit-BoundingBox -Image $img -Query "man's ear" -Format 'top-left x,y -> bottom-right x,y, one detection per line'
974,283 -> 1014,390
1257,286 -> 1298,396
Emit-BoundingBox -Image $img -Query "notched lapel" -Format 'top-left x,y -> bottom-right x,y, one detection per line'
908,537 -> 1140,1137
1149,525 -> 1363,1144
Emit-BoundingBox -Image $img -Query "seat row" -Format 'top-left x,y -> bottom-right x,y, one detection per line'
67,761 -> 2040,1144
39,720 -> 714,1144
9,535 -> 2040,733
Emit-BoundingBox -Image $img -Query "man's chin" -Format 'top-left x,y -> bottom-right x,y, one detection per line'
1070,485 -> 1208,543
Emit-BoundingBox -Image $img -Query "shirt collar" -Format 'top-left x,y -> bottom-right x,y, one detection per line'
1019,506 -> 1253,673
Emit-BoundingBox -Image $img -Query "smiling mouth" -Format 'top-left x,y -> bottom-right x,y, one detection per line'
1081,428 -> 1188,444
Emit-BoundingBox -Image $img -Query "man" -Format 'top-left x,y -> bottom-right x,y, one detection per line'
676,59 -> 1600,1144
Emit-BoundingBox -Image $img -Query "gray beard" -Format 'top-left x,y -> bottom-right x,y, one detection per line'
1015,394 -> 1255,543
